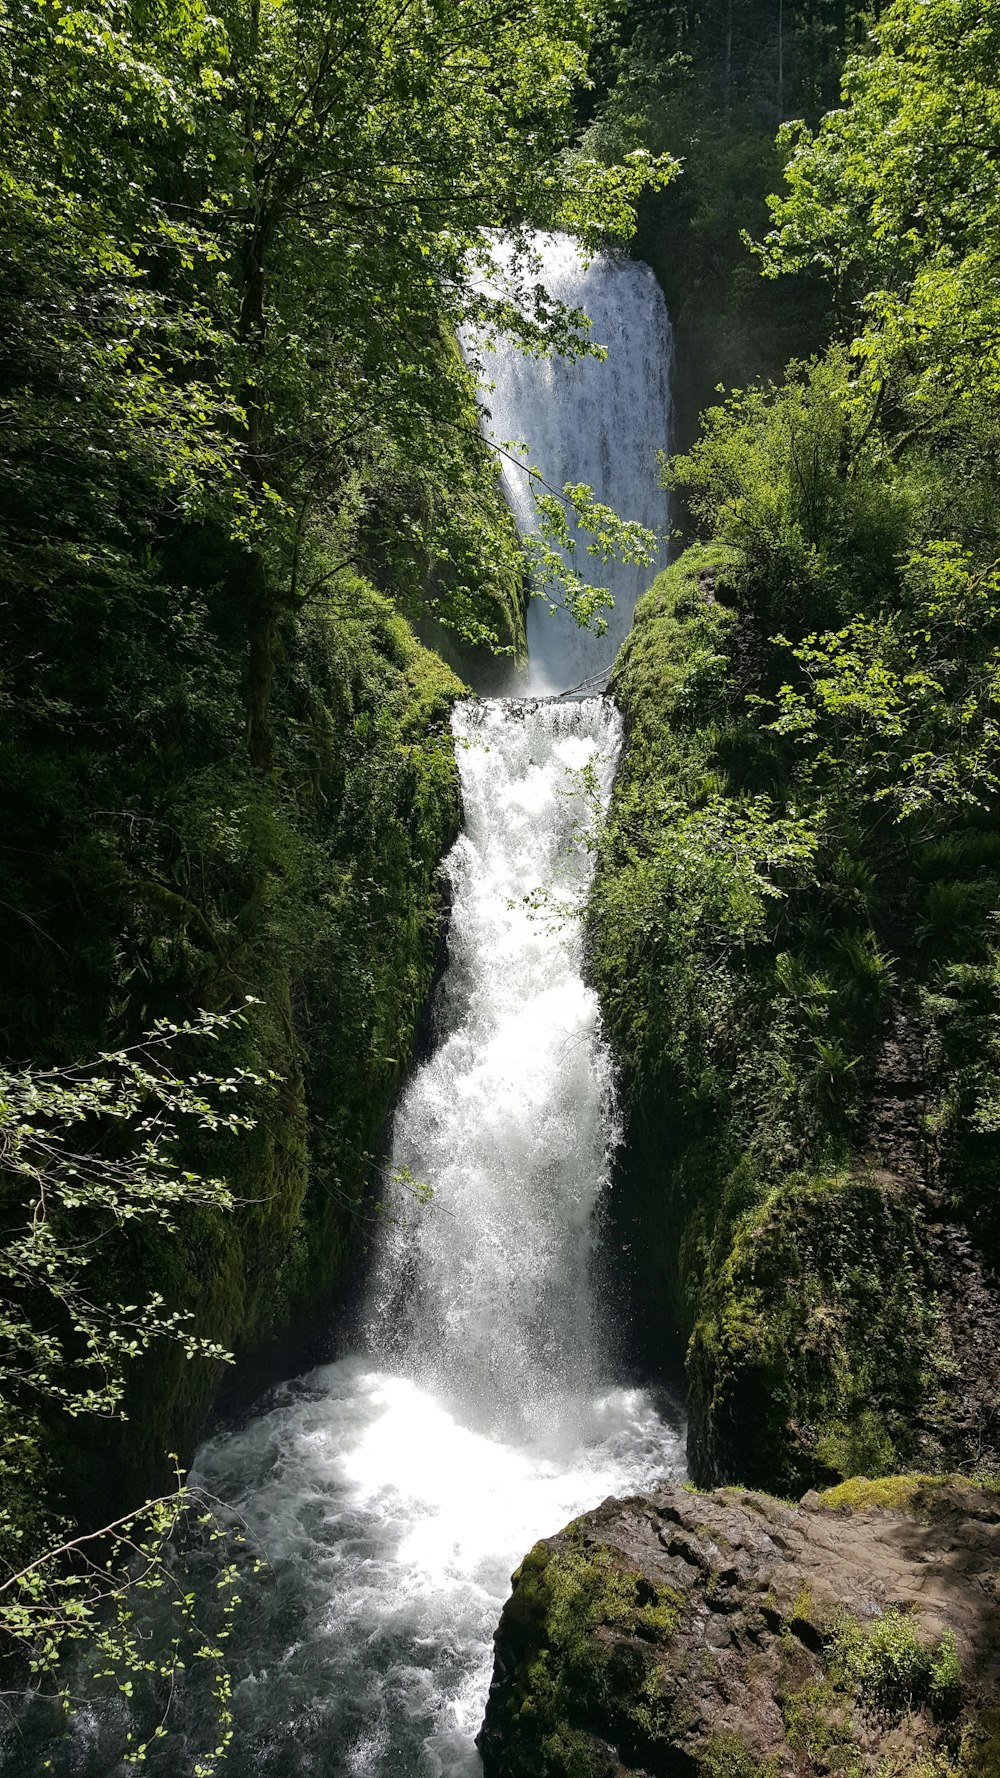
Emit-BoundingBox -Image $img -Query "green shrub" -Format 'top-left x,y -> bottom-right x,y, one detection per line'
828,1609 -> 963,1720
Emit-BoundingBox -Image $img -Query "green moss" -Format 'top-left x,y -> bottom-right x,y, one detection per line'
700,1730 -> 780,1778
535,1540 -> 684,1659
368,331 -> 527,687
814,1412 -> 897,1482
489,1536 -> 688,1777
780,1678 -> 862,1774
3,569 -> 465,1533
956,1710 -> 1000,1778
593,515 -> 1000,1495
537,1725 -> 614,1778
818,1473 -> 985,1515
687,1169 -> 950,1495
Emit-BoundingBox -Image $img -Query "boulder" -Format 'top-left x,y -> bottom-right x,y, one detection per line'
478,1476 -> 1000,1777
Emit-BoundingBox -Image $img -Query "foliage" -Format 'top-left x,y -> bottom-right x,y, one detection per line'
827,1608 -> 963,1720
592,539 -> 1000,1492
0,1007 -> 264,1426
0,1477 -> 257,1778
767,545 -> 1000,820
758,0 -> 1000,435
530,479 -> 659,634
666,351 -> 911,631
1,0 -> 677,807
580,0 -> 864,452
0,556 -> 470,1765
0,1010 -> 271,1772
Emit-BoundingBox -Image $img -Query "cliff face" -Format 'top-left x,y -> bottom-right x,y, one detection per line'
2,578 -> 466,1536
479,1478 -> 1000,1778
589,548 -> 1000,1495
99,590 -> 467,1511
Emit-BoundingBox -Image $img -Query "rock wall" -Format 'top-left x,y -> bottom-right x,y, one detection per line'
3,581 -> 466,1538
589,547 -> 1000,1494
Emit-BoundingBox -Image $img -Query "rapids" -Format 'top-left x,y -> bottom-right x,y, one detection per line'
177,700 -> 684,1777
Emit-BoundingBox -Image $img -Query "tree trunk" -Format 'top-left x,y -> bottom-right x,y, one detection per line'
724,0 -> 732,118
243,549 -> 277,775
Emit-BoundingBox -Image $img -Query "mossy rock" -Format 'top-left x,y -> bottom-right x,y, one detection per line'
687,1171 -> 954,1496
3,574 -> 465,1540
591,535 -> 1000,1495
816,1473 -> 994,1517
480,1481 -> 1000,1778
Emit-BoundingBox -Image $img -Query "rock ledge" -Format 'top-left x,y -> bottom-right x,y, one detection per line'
478,1477 -> 1000,1777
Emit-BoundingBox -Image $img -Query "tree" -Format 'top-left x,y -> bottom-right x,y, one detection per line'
767,542 -> 1000,820
665,349 -> 911,632
0,0 -> 678,1749
2,0 -> 675,780
758,0 -> 1000,439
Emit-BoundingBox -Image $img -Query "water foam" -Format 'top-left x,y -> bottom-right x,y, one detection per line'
183,701 -> 683,1775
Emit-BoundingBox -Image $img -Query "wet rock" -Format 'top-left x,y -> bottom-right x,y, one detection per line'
478,1477 -> 1000,1777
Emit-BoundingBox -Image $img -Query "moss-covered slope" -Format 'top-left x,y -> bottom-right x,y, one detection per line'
1,569 -> 464,1528
591,548 -> 1000,1494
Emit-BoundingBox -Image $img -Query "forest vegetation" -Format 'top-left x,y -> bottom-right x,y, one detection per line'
0,0 -> 667,1728
3,0 -> 1000,1763
592,0 -> 1000,1494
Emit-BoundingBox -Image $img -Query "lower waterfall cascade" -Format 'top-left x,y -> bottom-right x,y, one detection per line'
12,697 -> 684,1777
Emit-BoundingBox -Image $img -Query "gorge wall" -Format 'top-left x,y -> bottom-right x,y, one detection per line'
2,574 -> 470,1540
589,548 -> 1000,1496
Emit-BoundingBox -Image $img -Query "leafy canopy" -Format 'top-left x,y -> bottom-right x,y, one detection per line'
758,0 -> 1000,431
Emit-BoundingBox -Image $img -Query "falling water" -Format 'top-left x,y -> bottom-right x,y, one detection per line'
188,701 -> 683,1775
11,699 -> 683,1778
466,233 -> 673,694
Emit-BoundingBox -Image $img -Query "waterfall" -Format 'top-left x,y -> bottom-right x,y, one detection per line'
22,697 -> 683,1778
466,234 -> 672,694
364,700 -> 623,1438
12,246 -> 682,1778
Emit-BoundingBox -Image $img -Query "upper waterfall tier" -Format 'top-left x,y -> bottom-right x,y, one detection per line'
465,233 -> 672,695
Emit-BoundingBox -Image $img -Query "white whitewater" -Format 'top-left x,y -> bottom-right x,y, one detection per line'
467,233 -> 672,694
365,700 -> 624,1433
22,701 -> 683,1777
